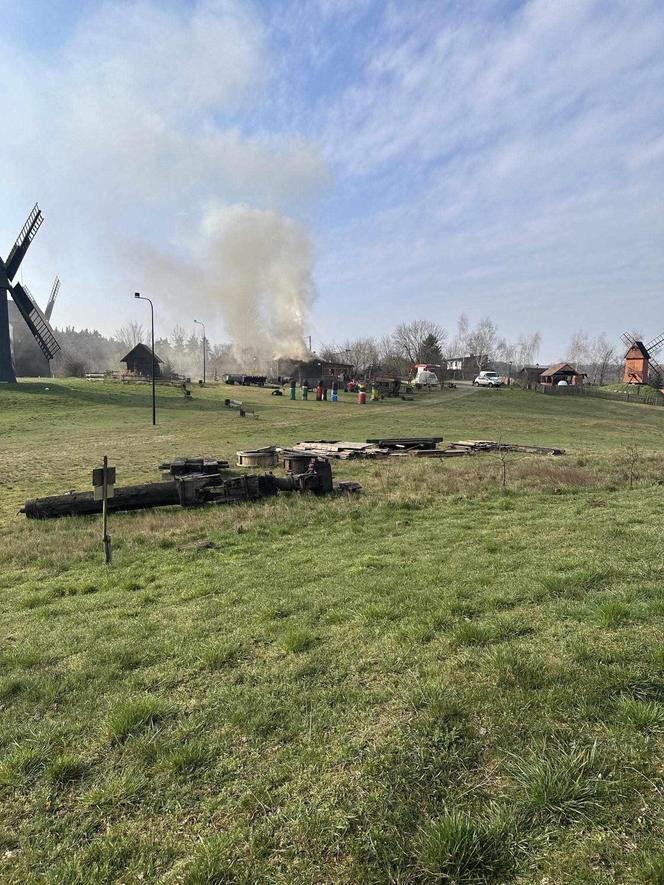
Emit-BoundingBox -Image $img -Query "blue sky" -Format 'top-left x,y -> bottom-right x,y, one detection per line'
1,0 -> 663,360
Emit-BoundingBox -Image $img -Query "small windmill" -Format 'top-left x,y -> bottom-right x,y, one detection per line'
0,205 -> 61,383
621,331 -> 664,386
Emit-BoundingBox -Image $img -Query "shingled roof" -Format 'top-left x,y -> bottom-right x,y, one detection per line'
624,340 -> 650,359
121,343 -> 163,364
539,362 -> 579,379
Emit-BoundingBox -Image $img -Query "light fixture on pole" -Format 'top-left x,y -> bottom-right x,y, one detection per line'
134,292 -> 156,426
194,319 -> 206,385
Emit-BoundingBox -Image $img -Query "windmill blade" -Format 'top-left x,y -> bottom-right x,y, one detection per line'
649,356 -> 664,380
645,332 -> 664,355
10,282 -> 61,360
620,332 -> 638,350
45,276 -> 60,321
4,204 -> 44,282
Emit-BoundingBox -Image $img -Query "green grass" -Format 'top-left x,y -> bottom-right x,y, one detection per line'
0,378 -> 663,882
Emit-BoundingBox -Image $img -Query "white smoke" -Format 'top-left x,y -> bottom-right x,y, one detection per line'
0,0 -> 329,352
199,204 -> 316,362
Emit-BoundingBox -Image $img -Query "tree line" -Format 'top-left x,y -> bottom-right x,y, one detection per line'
48,314 -> 624,385
320,316 -> 627,384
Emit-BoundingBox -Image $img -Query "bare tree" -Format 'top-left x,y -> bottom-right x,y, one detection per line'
588,334 -> 617,385
515,331 -> 541,367
335,337 -> 380,374
392,320 -> 447,365
114,321 -> 145,351
318,341 -> 342,362
498,331 -> 541,381
566,330 -> 619,384
458,316 -> 504,372
377,335 -> 406,375
451,313 -> 470,355
566,330 -> 591,367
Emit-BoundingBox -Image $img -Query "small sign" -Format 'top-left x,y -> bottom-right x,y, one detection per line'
92,465 -> 116,500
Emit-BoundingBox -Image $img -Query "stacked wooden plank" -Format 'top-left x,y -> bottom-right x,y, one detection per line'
290,441 -> 390,460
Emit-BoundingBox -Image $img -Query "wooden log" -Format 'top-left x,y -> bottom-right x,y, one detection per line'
22,481 -> 181,519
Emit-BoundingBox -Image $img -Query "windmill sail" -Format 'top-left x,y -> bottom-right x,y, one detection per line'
11,282 -> 60,360
5,204 -> 43,281
645,332 -> 664,355
620,332 -> 640,351
45,276 -> 60,321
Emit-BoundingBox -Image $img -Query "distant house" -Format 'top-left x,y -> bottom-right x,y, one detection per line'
538,362 -> 585,386
121,343 -> 162,379
519,365 -> 543,390
446,354 -> 487,381
623,341 -> 650,384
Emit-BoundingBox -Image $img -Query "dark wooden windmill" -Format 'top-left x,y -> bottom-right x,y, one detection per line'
0,205 -> 61,383
621,332 -> 664,385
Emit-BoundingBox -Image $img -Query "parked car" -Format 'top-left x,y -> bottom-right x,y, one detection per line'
473,371 -> 503,387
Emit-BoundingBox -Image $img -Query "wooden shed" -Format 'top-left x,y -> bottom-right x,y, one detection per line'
538,362 -> 585,386
121,343 -> 162,379
276,357 -> 353,386
623,341 -> 650,384
519,365 -> 543,390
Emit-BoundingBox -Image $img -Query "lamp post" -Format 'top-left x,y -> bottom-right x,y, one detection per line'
194,319 -> 206,385
134,292 -> 156,426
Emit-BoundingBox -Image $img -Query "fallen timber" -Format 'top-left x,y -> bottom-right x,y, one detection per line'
21,457 -> 351,520
21,481 -> 182,520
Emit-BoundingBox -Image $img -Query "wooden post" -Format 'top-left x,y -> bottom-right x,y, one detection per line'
102,456 -> 112,564
92,458 -> 115,563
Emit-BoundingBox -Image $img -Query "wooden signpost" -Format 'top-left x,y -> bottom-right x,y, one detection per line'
93,457 -> 115,564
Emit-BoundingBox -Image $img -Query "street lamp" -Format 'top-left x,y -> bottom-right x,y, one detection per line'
134,292 -> 156,426
194,319 -> 206,385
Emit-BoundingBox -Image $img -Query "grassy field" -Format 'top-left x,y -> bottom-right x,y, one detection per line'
0,379 -> 663,884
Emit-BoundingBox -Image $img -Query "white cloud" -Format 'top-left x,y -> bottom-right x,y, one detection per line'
310,0 -> 664,354
0,0 -> 329,339
1,0 -> 662,357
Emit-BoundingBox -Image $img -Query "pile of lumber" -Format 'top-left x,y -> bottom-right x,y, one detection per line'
289,441 -> 390,460
287,437 -> 565,461
446,440 -> 565,456
290,437 -> 445,459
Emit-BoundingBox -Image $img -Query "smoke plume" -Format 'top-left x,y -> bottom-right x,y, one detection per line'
198,204 -> 316,363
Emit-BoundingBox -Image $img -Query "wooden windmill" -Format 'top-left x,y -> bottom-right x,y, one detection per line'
621,332 -> 664,386
0,205 -> 61,383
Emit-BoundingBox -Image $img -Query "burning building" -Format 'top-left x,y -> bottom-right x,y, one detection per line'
275,355 -> 353,386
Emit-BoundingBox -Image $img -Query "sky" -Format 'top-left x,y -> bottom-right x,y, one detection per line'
1,0 -> 663,361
